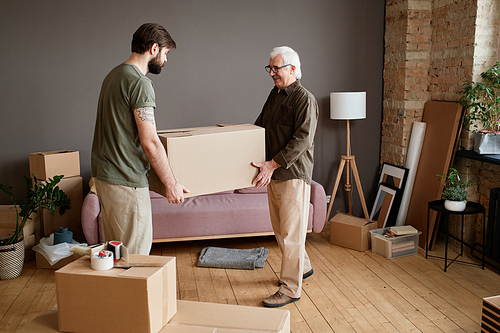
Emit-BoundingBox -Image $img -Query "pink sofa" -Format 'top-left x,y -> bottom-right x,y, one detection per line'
81,180 -> 327,245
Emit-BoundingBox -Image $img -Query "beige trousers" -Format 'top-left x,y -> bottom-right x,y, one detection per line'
93,178 -> 152,255
268,179 -> 312,298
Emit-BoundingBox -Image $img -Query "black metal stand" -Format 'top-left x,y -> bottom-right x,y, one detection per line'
426,200 -> 485,272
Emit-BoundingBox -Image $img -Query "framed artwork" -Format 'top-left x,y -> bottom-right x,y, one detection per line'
370,184 -> 398,228
378,163 -> 408,190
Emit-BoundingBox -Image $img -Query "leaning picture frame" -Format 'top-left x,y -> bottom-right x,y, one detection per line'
378,163 -> 409,190
370,183 -> 398,228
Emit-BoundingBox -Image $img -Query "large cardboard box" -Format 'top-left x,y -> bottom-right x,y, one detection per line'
55,254 -> 177,333
29,150 -> 80,180
149,124 -> 265,198
330,212 -> 377,251
39,176 -> 84,241
19,301 -> 290,333
482,295 -> 500,332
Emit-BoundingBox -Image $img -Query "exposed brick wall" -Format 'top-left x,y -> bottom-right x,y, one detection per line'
429,0 -> 476,103
382,0 -> 432,166
383,0 -> 500,247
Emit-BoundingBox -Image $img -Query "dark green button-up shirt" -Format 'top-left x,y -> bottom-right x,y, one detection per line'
255,80 -> 318,184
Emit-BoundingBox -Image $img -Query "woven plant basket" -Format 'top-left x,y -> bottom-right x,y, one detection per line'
0,237 -> 25,280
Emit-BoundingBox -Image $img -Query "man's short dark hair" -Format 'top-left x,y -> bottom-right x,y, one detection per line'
131,23 -> 176,54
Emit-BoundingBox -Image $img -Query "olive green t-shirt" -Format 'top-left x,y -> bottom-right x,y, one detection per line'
91,63 -> 156,188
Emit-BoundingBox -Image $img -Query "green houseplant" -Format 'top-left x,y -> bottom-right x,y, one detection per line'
0,175 -> 70,280
459,61 -> 500,153
437,168 -> 472,212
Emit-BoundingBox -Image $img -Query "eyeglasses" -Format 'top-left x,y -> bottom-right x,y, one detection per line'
265,64 -> 291,74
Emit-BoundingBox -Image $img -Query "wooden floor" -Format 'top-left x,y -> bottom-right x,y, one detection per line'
1,230 -> 499,333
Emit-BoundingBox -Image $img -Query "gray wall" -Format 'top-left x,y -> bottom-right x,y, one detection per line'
0,0 -> 385,217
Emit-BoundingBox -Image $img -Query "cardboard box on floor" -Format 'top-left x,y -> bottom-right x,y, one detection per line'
19,301 -> 290,333
36,252 -> 81,269
29,150 -> 80,180
330,212 -> 377,251
55,254 -> 177,333
38,176 -> 84,242
164,300 -> 290,332
149,124 -> 265,198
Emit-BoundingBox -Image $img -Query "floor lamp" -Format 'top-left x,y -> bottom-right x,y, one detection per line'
325,92 -> 369,224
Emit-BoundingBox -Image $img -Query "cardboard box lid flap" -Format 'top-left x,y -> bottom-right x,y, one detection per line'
331,212 -> 375,227
34,150 -> 77,156
56,255 -> 173,278
158,124 -> 261,139
118,256 -> 175,278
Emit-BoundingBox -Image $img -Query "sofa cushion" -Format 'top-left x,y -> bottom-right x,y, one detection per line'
151,192 -> 313,240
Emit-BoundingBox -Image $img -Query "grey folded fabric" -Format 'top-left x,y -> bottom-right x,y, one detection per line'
197,246 -> 268,270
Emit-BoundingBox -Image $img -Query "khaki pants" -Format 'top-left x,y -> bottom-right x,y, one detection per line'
93,178 -> 152,255
268,179 -> 311,298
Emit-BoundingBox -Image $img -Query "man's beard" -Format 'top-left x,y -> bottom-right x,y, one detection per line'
148,53 -> 165,75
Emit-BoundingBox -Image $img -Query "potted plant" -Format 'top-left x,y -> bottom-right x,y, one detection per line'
0,175 -> 70,280
459,61 -> 500,154
437,168 -> 472,212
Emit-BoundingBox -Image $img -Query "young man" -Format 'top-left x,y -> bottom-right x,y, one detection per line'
91,23 -> 188,255
253,46 -> 319,307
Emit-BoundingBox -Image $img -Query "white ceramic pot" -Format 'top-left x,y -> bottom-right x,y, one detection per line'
444,200 -> 466,212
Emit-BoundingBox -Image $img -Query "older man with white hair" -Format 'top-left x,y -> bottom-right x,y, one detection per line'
252,46 -> 319,308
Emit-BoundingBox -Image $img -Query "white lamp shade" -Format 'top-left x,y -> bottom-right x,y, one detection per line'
330,92 -> 366,120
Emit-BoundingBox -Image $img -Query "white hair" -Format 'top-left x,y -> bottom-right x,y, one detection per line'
270,46 -> 302,80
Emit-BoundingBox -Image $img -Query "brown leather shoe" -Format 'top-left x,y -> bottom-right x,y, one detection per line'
262,291 -> 300,308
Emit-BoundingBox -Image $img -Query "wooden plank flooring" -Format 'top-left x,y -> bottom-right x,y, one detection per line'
1,230 -> 499,332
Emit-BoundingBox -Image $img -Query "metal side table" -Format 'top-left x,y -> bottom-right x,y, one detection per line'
426,200 -> 485,272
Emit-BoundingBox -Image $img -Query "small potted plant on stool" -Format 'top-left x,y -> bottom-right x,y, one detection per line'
437,168 -> 473,212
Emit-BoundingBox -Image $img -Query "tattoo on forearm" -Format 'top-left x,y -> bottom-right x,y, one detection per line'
135,107 -> 155,125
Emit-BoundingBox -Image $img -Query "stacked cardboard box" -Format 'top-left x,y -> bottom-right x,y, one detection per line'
0,206 -> 40,261
29,150 -> 84,243
49,254 -> 290,333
